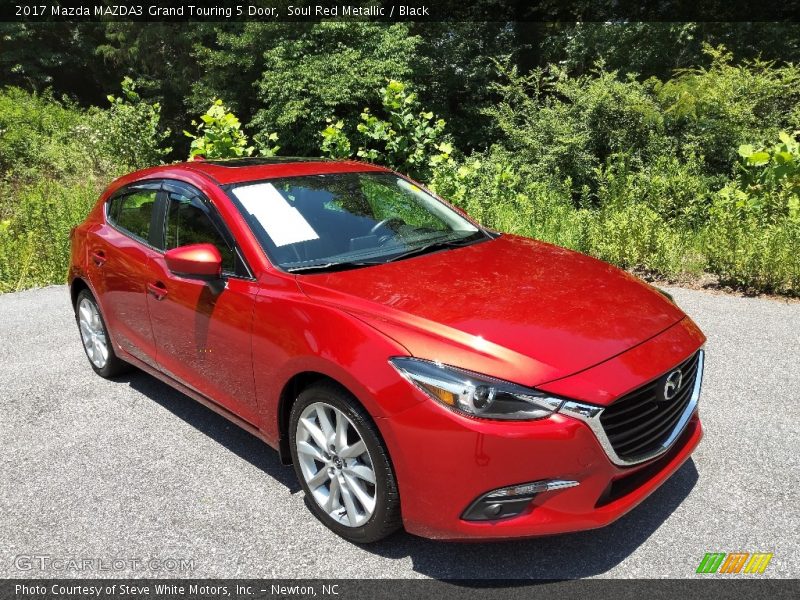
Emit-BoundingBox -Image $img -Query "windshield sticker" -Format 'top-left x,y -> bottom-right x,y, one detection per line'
233,183 -> 320,247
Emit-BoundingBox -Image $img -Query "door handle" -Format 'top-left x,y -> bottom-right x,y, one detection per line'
91,250 -> 106,266
147,282 -> 168,300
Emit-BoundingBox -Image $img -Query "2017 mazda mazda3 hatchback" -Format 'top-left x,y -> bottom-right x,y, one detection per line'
69,157 -> 705,542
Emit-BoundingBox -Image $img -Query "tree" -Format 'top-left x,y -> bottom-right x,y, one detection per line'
320,80 -> 452,181
249,22 -> 419,155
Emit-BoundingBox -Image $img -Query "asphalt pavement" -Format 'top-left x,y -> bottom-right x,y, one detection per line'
0,285 -> 798,579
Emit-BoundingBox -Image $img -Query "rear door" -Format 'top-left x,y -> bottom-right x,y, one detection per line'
145,180 -> 260,424
87,182 -> 162,367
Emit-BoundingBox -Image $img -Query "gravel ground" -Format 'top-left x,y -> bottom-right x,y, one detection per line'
0,285 -> 797,579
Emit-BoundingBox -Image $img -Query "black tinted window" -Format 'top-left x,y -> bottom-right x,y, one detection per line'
165,191 -> 235,273
108,190 -> 157,241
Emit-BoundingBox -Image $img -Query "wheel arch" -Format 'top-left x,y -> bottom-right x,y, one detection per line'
277,371 -> 351,465
70,277 -> 91,309
276,371 -> 400,469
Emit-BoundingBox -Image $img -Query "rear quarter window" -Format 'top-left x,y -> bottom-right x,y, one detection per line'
107,190 -> 157,241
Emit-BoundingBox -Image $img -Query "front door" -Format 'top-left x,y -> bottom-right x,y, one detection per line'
145,182 -> 260,425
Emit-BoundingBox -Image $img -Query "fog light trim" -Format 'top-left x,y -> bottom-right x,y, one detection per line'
461,479 -> 580,521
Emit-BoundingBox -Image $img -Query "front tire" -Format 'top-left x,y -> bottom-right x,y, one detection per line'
75,289 -> 130,378
289,383 -> 401,543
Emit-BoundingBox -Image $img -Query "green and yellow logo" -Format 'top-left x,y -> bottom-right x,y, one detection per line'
696,552 -> 773,574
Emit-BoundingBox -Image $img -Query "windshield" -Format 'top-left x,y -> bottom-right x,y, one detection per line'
228,171 -> 484,272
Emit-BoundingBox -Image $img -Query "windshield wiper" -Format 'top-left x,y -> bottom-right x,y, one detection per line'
383,233 -> 485,263
285,260 -> 380,274
286,233 -> 487,272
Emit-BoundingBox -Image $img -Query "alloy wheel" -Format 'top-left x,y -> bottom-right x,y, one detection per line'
295,402 -> 377,527
78,298 -> 109,369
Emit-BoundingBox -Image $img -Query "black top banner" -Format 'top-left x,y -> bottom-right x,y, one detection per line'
3,0 -> 800,22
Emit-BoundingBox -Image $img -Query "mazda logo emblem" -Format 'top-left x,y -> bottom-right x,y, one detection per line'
663,370 -> 683,401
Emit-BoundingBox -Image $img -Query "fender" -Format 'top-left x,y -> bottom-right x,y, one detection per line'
250,281 -> 420,444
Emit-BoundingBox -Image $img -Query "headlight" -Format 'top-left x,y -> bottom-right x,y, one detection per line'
389,357 -> 563,420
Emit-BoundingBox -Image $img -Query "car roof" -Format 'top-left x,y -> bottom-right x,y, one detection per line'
169,157 -> 390,185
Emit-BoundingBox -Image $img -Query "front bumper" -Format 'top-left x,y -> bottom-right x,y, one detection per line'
376,318 -> 705,540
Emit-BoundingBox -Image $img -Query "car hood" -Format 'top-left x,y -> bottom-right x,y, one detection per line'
296,234 -> 686,387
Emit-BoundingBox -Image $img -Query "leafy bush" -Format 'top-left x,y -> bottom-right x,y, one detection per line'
91,77 -> 171,171
185,99 -> 254,160
253,131 -> 281,158
485,62 -> 668,198
706,183 -> 800,293
0,179 -> 99,292
320,80 -> 453,181
185,99 -> 281,160
250,22 -> 419,155
737,131 -> 800,222
3,44 -> 800,297
0,88 -> 89,180
654,44 -> 800,174
0,84 -> 170,292
432,141 -> 798,295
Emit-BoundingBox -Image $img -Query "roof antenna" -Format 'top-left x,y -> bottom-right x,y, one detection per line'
191,155 -> 206,162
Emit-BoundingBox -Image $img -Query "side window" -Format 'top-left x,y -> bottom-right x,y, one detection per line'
108,189 -> 158,241
164,191 -> 236,273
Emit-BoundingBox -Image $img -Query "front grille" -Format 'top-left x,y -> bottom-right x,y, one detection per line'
599,352 -> 700,462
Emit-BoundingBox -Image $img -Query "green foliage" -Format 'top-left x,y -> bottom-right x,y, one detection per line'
0,87 -> 87,180
93,77 -> 171,170
485,61 -> 668,196
431,140 -> 800,295
0,84 -> 170,292
0,179 -> 99,292
738,131 -> 800,200
320,119 -> 352,160
254,131 -> 281,158
250,23 -> 419,155
319,80 -> 453,181
541,23 -> 800,81
3,25 -> 800,296
705,182 -> 800,293
0,82 -> 169,180
654,44 -> 800,174
185,99 -> 254,159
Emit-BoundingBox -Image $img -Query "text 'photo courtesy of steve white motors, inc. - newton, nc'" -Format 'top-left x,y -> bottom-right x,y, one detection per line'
29,3 -> 430,18
14,583 -> 338,598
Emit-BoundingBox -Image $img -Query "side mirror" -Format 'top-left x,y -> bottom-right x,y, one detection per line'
164,243 -> 222,281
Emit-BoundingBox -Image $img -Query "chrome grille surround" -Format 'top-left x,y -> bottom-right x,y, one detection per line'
560,349 -> 704,467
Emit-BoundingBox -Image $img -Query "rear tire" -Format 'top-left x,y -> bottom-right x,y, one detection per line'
75,289 -> 131,378
289,383 -> 401,543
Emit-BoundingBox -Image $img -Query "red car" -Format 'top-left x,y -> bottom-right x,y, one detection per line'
69,158 -> 705,543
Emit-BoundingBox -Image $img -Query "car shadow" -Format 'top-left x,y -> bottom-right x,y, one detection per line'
117,369 -> 301,493
116,368 -> 698,579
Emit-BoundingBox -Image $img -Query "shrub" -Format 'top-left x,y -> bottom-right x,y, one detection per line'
736,131 -> 800,223
250,22 -> 419,155
0,179 -> 99,292
432,143 -> 797,295
185,99 -> 280,160
91,77 -> 171,171
484,62 -> 668,198
654,44 -> 800,175
0,83 -> 171,292
320,80 -> 453,181
0,87 -> 88,180
185,99 -> 254,159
